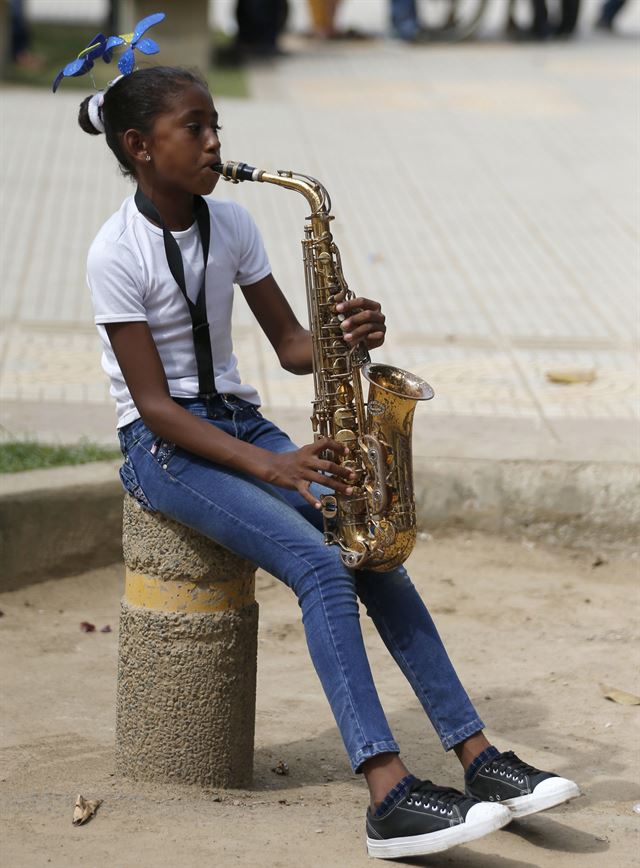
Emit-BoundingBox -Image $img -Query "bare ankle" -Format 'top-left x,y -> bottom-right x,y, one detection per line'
453,732 -> 492,771
362,753 -> 411,809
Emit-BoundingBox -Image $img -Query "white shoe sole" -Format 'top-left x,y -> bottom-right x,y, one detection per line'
366,803 -> 512,859
503,779 -> 581,819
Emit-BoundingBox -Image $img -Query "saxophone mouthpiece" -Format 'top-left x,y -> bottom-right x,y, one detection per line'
212,161 -> 261,183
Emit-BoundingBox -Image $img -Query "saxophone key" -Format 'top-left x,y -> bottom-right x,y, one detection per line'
342,459 -> 359,477
336,382 -> 354,404
321,495 -> 337,519
333,407 -> 356,430
365,483 -> 386,515
334,428 -> 357,449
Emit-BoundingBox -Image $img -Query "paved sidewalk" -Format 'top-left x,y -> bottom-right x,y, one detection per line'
1,28 -> 638,463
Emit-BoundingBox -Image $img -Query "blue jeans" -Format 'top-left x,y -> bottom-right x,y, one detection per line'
118,395 -> 484,772
390,0 -> 420,39
600,0 -> 627,23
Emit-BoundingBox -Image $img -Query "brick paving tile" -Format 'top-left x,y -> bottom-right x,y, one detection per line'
0,23 -> 637,446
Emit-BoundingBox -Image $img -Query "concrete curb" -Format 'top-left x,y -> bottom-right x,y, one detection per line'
1,455 -> 638,592
0,461 -> 123,592
415,459 -> 639,549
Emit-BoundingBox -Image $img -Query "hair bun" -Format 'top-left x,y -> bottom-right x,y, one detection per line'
78,94 -> 103,136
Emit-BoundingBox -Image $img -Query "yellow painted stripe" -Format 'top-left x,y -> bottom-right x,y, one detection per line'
124,569 -> 255,614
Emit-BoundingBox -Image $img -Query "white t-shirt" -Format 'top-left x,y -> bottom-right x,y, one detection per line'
88,195 -> 271,427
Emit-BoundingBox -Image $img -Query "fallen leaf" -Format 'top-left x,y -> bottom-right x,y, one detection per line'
271,760 -> 289,776
80,622 -> 95,633
545,368 -> 596,385
600,684 -> 640,706
72,794 -> 102,825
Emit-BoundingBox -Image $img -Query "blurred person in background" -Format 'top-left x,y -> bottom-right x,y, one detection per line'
507,0 -> 581,39
235,0 -> 288,57
10,0 -> 41,68
306,0 -> 368,40
390,0 -> 423,41
597,0 -> 629,29
554,0 -> 581,35
507,0 -> 550,39
308,0 -> 342,38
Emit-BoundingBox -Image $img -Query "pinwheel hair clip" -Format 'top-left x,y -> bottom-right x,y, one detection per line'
52,12 -> 165,93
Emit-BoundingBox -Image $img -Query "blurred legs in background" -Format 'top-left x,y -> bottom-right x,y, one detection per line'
10,0 -> 41,68
307,0 -> 342,38
306,1 -> 369,40
10,0 -> 29,59
555,0 -> 581,35
235,0 -> 288,57
390,0 -> 421,41
506,0 -> 550,40
597,0 -> 629,29
530,0 -> 550,38
507,0 -> 581,40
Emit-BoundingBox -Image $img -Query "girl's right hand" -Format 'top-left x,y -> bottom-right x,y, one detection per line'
265,439 -> 356,508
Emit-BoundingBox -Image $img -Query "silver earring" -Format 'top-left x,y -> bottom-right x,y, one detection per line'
145,153 -> 151,162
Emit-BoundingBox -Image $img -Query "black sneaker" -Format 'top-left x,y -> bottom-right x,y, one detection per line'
366,779 -> 511,859
466,750 -> 580,819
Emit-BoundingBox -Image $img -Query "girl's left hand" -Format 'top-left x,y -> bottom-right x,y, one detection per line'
336,297 -> 386,350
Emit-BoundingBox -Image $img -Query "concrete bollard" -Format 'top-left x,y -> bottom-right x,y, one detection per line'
116,495 -> 258,788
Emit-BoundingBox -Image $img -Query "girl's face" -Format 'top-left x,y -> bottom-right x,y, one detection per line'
145,83 -> 222,196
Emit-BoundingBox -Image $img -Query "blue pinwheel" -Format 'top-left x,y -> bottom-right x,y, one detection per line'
52,33 -> 110,92
105,12 -> 166,76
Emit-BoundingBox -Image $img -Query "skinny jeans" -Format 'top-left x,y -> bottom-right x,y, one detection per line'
118,395 -> 484,772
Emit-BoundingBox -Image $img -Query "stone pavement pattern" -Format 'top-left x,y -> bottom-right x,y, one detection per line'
1,13 -> 638,451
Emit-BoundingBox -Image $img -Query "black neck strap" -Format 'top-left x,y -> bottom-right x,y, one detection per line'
134,187 -> 217,401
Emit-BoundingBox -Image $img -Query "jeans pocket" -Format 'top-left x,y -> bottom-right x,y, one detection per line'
151,437 -> 177,470
119,455 -> 155,511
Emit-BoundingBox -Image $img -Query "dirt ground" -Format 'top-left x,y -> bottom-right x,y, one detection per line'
1,534 -> 638,868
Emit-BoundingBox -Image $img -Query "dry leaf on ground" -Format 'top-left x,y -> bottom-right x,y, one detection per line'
600,684 -> 640,706
72,794 -> 102,825
545,369 -> 596,385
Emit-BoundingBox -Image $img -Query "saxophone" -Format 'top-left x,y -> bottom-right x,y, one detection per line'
214,161 -> 434,571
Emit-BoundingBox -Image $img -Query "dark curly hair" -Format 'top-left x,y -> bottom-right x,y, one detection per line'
78,66 -> 208,179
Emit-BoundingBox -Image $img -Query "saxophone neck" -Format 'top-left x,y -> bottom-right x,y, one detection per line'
213,161 -> 329,216
261,170 -> 328,216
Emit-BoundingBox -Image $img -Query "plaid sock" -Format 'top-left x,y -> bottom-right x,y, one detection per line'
374,774 -> 419,818
464,745 -> 500,784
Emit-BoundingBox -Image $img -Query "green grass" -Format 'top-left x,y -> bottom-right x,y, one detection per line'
0,440 -> 120,473
4,22 -> 249,98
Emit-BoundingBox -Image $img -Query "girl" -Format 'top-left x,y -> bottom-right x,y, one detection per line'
78,65 -> 579,859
